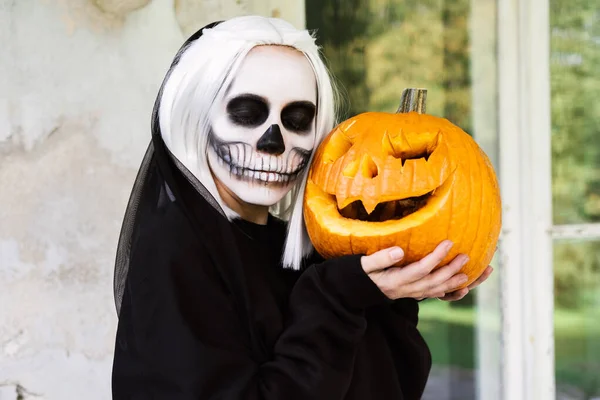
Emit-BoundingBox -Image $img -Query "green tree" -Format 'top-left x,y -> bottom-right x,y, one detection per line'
441,0 -> 472,132
550,0 -> 600,308
305,0 -> 372,119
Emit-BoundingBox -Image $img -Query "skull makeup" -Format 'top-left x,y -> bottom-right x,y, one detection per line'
208,45 -> 318,207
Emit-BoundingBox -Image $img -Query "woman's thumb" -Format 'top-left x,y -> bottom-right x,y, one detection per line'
360,247 -> 404,273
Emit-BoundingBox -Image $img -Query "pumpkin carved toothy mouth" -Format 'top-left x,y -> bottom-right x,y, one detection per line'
335,144 -> 445,221
339,191 -> 432,221
311,165 -> 456,231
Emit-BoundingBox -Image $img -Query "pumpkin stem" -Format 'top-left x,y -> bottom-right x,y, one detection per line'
397,88 -> 427,114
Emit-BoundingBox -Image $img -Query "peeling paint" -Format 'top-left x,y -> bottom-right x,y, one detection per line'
0,382 -> 43,400
39,0 -> 125,35
92,0 -> 151,16
174,0 -> 251,36
3,0 -> 184,167
2,330 -> 29,357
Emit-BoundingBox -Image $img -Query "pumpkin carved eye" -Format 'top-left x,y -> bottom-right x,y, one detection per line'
342,154 -> 378,179
303,88 -> 502,290
321,129 -> 353,164
383,130 -> 440,165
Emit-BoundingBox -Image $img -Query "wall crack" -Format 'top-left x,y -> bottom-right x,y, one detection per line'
0,382 -> 43,400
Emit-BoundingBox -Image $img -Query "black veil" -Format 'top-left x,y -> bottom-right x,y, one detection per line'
113,21 -> 270,360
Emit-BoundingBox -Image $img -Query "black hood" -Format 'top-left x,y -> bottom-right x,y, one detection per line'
113,21 -> 272,359
114,21 -> 224,315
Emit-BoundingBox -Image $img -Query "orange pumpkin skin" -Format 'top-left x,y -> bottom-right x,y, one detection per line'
303,111 -> 502,288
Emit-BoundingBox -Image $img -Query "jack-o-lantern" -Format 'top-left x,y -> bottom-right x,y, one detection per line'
304,88 -> 501,288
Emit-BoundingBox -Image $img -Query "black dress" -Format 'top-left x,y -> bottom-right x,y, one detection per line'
111,21 -> 432,400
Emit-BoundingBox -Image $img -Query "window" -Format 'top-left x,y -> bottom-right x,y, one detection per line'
550,0 -> 600,397
306,1 -> 501,398
305,0 -> 600,398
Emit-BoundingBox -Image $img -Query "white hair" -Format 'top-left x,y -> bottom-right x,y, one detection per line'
158,16 -> 340,270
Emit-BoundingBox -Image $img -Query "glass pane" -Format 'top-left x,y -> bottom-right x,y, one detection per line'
551,0 -> 600,225
554,240 -> 600,398
305,1 -> 500,399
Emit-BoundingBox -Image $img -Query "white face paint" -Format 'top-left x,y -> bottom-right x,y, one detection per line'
208,45 -> 317,207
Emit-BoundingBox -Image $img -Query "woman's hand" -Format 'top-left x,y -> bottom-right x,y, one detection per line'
360,240 -> 472,301
437,264 -> 494,302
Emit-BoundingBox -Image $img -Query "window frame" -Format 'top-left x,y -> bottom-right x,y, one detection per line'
494,0 -> 600,398
495,0 -> 556,398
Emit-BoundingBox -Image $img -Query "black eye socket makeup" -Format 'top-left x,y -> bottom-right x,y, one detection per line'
227,94 -> 269,127
281,101 -> 316,134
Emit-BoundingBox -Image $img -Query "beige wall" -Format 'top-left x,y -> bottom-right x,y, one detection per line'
0,1 -> 304,398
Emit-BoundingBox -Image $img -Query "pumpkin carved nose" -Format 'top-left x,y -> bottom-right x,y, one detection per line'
257,124 -> 285,155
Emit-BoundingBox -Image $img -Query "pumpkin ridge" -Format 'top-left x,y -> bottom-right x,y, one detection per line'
452,152 -> 471,275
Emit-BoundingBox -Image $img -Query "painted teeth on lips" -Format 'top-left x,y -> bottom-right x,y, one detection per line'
218,147 -> 303,175
219,154 -> 304,177
235,168 -> 294,183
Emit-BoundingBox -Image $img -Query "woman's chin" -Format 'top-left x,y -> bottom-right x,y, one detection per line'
229,181 -> 294,207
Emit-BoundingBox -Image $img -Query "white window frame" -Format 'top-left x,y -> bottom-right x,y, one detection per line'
492,0 -> 600,399
496,0 -> 556,398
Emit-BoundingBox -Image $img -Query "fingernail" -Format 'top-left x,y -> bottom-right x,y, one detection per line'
389,247 -> 404,261
458,274 -> 468,284
461,255 -> 470,266
444,240 -> 454,251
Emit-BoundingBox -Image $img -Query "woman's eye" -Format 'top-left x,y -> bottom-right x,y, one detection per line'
229,112 -> 262,126
227,95 -> 269,127
282,115 -> 310,131
281,103 -> 316,134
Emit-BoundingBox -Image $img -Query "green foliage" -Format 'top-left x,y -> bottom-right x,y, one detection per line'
306,0 -> 470,123
305,0 -> 372,119
554,241 -> 600,308
550,1 -> 600,227
550,0 -> 600,309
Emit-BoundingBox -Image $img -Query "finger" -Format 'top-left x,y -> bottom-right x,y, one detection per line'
400,240 -> 454,281
424,254 -> 469,289
404,272 -> 466,300
439,265 -> 493,301
403,254 -> 469,296
440,288 -> 469,302
468,266 -> 493,290
432,272 -> 469,296
361,246 -> 404,273
415,290 -> 448,301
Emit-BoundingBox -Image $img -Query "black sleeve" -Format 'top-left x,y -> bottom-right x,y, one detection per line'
112,222 -> 391,400
373,298 -> 432,399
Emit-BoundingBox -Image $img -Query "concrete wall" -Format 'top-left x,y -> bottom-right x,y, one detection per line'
0,1 -> 304,398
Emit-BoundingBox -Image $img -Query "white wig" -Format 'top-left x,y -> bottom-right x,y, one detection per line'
158,16 -> 339,270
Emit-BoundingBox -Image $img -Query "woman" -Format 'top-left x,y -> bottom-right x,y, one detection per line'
111,16 -> 492,399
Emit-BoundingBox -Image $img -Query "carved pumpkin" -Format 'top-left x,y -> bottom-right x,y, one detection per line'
303,89 -> 501,288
